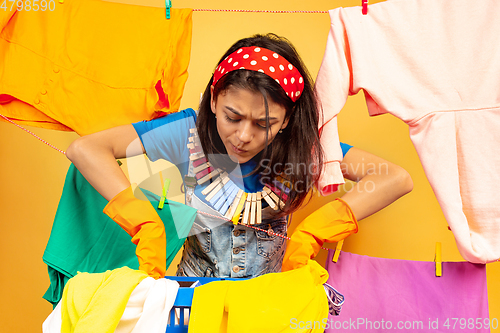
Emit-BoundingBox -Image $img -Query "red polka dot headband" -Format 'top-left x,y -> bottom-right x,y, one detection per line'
212,46 -> 305,102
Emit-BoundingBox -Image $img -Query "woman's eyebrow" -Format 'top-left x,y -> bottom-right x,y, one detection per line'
225,106 -> 278,121
225,106 -> 242,116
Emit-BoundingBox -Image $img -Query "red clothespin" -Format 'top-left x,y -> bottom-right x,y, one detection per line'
362,0 -> 368,15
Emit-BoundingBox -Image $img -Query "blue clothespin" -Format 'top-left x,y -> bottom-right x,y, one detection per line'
158,179 -> 171,210
166,0 -> 172,19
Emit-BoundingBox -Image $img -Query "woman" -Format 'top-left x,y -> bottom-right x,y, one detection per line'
67,33 -> 413,279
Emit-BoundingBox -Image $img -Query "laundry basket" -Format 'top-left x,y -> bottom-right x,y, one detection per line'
166,276 -> 242,333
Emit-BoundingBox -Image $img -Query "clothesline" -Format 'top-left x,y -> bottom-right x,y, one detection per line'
192,9 -> 328,14
1,112 -> 333,249
0,113 -> 67,155
198,205 -> 331,252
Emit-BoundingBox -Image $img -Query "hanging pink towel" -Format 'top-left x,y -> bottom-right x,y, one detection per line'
324,251 -> 490,333
315,0 -> 500,263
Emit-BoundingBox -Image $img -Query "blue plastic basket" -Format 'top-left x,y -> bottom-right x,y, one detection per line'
166,276 -> 242,333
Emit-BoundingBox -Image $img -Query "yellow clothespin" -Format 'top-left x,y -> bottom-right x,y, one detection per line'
435,242 -> 442,277
231,192 -> 248,224
158,178 -> 171,210
332,239 -> 344,263
166,0 -> 172,19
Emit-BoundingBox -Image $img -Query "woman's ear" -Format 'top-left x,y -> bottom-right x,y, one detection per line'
210,86 -> 216,115
281,116 -> 290,130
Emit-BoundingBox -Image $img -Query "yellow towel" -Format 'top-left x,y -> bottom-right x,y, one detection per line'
60,267 -> 148,333
188,260 -> 329,333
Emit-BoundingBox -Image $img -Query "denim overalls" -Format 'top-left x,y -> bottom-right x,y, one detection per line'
176,150 -> 288,278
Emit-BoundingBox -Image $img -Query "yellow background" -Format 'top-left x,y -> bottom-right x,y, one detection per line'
0,0 -> 498,331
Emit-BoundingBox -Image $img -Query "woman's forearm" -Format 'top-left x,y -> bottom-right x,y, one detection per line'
339,147 -> 413,221
66,124 -> 144,201
340,165 -> 413,220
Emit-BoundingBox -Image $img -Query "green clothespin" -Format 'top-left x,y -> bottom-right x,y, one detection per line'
166,0 -> 171,19
158,179 -> 171,210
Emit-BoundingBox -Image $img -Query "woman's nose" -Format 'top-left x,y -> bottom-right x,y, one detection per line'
236,122 -> 253,144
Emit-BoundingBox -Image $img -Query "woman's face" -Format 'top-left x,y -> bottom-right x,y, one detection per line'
211,86 -> 289,164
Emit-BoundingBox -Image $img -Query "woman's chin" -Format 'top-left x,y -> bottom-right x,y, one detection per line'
227,151 -> 252,164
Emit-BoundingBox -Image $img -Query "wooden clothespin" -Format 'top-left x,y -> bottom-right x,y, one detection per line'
201,172 -> 226,196
225,189 -> 243,220
362,0 -> 368,15
208,177 -> 232,206
332,239 -> 344,263
435,242 -> 442,277
192,157 -> 208,168
166,0 -> 172,19
195,166 -> 215,180
249,193 -> 257,225
197,168 -> 222,185
158,178 -> 171,210
255,192 -> 262,225
264,186 -> 285,210
193,161 -> 210,174
242,194 -> 253,225
189,152 -> 205,161
216,184 -> 239,215
205,173 -> 230,202
188,135 -> 201,146
261,187 -> 278,210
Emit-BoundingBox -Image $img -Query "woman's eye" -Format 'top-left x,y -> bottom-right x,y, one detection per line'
256,122 -> 267,129
224,115 -> 239,123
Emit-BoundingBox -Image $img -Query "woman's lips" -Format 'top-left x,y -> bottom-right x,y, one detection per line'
231,144 -> 246,154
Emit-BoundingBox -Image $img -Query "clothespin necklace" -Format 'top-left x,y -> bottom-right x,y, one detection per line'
187,128 -> 287,225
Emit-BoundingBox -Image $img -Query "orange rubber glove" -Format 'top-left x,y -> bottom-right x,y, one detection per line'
103,184 -> 166,279
282,198 -> 358,272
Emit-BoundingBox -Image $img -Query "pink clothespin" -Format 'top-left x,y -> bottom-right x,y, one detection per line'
362,0 -> 368,15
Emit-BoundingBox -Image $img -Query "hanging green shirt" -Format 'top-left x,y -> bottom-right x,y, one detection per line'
43,164 -> 197,306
